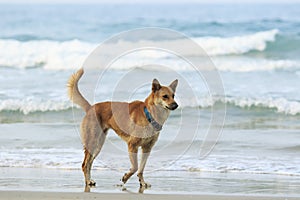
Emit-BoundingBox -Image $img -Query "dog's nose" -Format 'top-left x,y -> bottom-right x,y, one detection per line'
170,102 -> 178,110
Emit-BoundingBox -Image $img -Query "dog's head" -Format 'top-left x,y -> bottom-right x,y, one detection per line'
151,78 -> 178,110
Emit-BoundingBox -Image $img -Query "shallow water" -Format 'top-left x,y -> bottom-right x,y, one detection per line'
0,167 -> 299,196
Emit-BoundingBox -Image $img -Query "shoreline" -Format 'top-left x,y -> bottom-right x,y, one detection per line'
0,191 -> 299,200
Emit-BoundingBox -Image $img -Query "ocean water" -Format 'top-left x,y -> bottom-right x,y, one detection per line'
0,3 -> 300,195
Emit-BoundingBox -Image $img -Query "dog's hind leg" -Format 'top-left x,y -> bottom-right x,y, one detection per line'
121,145 -> 138,184
82,149 -> 96,186
82,128 -> 107,186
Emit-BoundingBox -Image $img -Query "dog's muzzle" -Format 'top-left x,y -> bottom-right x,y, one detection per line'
167,102 -> 178,110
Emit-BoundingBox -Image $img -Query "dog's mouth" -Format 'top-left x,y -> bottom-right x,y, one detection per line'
166,102 -> 178,110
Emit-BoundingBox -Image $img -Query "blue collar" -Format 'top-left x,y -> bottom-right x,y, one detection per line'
144,107 -> 162,131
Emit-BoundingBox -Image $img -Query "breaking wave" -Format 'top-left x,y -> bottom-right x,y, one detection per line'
0,98 -> 73,115
0,29 -> 282,71
1,96 -> 299,117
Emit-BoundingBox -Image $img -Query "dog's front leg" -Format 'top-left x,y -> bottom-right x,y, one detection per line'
121,146 -> 138,184
137,150 -> 151,188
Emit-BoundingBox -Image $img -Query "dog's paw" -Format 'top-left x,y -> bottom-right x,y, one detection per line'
86,180 -> 96,186
121,173 -> 127,183
140,182 -> 151,188
122,172 -> 133,184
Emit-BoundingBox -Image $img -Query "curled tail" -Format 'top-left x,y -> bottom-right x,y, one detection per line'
67,68 -> 91,113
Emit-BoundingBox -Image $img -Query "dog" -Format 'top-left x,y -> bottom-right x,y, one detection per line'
67,68 -> 178,188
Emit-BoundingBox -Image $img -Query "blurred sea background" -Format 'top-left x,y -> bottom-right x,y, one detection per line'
0,3 -> 299,195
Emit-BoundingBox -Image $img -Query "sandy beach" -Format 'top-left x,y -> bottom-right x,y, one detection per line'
1,191 -> 300,200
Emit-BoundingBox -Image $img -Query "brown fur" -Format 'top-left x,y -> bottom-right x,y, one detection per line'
67,68 -> 178,188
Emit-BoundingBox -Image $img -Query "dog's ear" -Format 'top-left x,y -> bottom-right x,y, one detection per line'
152,78 -> 161,92
169,79 -> 178,92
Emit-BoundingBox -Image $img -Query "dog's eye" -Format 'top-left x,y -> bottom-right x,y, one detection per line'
172,94 -> 175,98
163,95 -> 169,99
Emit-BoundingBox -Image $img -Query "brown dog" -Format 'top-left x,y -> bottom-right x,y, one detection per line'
67,68 -> 178,188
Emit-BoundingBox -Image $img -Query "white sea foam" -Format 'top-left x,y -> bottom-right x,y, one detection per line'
168,155 -> 300,176
194,29 -> 279,56
0,29 -> 281,70
179,96 -> 300,115
225,97 -> 300,115
0,98 -> 73,115
0,39 -> 95,70
1,149 -> 299,176
0,148 -> 83,169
